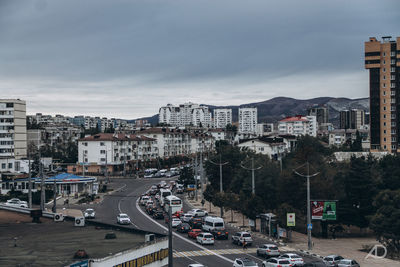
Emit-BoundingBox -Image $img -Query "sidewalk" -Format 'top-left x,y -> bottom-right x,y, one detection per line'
186,194 -> 400,267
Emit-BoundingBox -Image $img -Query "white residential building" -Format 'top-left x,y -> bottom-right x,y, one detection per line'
278,115 -> 317,137
237,139 -> 286,159
78,133 -> 158,166
213,109 -> 232,129
0,99 -> 27,160
238,107 -> 257,134
159,103 -> 212,128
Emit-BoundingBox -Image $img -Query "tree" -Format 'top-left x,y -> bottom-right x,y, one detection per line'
370,189 -> 400,257
378,155 -> 400,190
178,166 -> 194,187
350,131 -> 363,152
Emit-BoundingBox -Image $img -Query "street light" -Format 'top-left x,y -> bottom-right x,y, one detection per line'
208,154 -> 229,217
240,156 -> 262,195
293,162 -> 319,251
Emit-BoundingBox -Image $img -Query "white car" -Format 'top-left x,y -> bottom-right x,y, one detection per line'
262,258 -> 292,267
171,218 -> 182,227
337,259 -> 360,267
5,198 -> 28,208
117,213 -> 131,225
188,209 -> 208,217
233,258 -> 258,267
140,196 -> 151,206
84,208 -> 95,219
188,264 -> 205,267
280,253 -> 304,266
196,233 -> 214,245
181,213 -> 194,223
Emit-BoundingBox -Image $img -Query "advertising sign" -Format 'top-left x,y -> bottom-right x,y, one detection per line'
187,184 -> 195,191
311,200 -> 337,220
287,213 -> 295,227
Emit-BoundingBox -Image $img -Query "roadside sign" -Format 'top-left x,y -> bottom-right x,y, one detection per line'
311,200 -> 337,220
248,219 -> 255,227
307,223 -> 313,230
187,184 -> 195,191
287,213 -> 295,227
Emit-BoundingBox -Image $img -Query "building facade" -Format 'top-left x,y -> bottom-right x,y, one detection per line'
0,99 -> 27,160
159,103 -> 212,128
308,105 -> 329,125
213,109 -> 232,129
238,107 -> 257,134
365,36 -> 400,152
339,109 -> 365,130
278,115 -> 317,137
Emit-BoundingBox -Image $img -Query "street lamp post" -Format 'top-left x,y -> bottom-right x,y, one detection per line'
293,162 -> 319,251
209,154 -> 228,217
240,157 -> 262,195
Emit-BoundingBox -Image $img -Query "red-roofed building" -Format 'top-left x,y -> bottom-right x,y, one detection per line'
278,115 -> 317,137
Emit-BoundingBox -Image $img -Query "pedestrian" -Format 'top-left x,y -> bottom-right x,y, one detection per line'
201,199 -> 205,207
242,240 -> 247,250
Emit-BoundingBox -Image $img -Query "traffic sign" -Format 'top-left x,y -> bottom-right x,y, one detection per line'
307,223 -> 313,230
287,213 -> 295,227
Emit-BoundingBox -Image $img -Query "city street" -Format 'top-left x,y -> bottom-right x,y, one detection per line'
78,177 -> 318,267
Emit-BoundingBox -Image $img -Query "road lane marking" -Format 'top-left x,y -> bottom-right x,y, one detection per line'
117,186 -> 140,228
172,248 -> 259,258
135,197 -> 234,263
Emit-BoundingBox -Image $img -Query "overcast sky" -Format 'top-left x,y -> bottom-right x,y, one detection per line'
1,0 -> 399,119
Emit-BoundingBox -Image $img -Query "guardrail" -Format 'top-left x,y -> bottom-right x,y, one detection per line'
0,204 -> 55,218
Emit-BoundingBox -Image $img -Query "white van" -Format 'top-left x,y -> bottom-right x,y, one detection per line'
202,216 -> 225,232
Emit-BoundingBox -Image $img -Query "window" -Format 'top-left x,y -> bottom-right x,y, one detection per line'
383,106 -> 386,111
391,59 -> 396,64
391,67 -> 395,72
391,114 -> 396,119
383,91 -> 386,96
392,122 -> 396,127
384,138 -> 386,142
8,163 -> 12,169
391,106 -> 396,111
392,145 -> 397,150
6,103 -> 13,108
383,83 -> 386,88
383,60 -> 386,64
383,122 -> 386,126
383,114 -> 386,119
383,68 -> 386,72
392,137 -> 396,142
100,142 -> 105,146
1,163 -> 5,169
100,150 -> 106,154
383,52 -> 386,57
383,75 -> 386,80
383,99 -> 386,104
384,130 -> 386,134
391,90 -> 396,96
391,83 -> 396,88
392,98 -> 396,103
391,75 -> 396,80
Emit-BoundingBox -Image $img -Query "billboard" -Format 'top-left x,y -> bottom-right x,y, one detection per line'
311,201 -> 337,220
287,213 -> 295,227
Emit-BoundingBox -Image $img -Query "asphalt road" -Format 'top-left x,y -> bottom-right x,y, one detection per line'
79,177 -> 320,267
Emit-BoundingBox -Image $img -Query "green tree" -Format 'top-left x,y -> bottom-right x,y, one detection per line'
370,189 -> 400,257
178,166 -> 194,187
378,155 -> 400,190
350,131 -> 363,152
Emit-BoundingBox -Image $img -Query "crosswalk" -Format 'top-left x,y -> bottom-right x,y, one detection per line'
173,247 -> 293,258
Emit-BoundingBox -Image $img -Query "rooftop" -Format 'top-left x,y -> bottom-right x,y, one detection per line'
0,210 -> 164,266
79,133 -> 155,142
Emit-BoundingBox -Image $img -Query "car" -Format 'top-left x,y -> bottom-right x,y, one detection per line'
303,261 -> 328,267
188,264 -> 205,267
153,210 -> 165,219
280,253 -> 304,266
189,217 -> 203,229
232,232 -> 253,246
144,173 -> 154,178
233,258 -> 258,267
256,244 -> 280,258
171,218 -> 182,227
337,259 -> 360,267
146,205 -> 156,215
209,229 -> 229,240
165,215 -> 177,224
196,232 -> 214,245
262,258 -> 292,267
188,209 -> 208,217
117,213 -> 131,225
176,222 -> 191,233
323,255 -> 344,267
181,213 -> 194,223
83,208 -> 95,219
173,210 -> 184,218
140,196 -> 151,206
188,229 -> 202,239
5,198 -> 28,208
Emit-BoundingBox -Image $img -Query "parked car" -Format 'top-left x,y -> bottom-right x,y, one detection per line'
303,261 -> 328,267
188,209 -> 208,217
232,231 -> 253,246
256,244 -> 280,258
280,253 -> 304,266
5,198 -> 28,208
188,264 -> 205,267
196,232 -> 214,245
337,259 -> 360,267
210,229 -> 229,240
323,255 -> 344,267
153,210 -> 164,220
188,229 -> 202,239
262,258 -> 292,267
176,222 -> 191,233
181,213 -> 194,223
83,208 -> 95,219
117,213 -> 131,225
171,218 -> 182,227
233,258 -> 258,267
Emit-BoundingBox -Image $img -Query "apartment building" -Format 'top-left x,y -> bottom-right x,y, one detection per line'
27,125 -> 82,149
238,107 -> 257,134
365,36 -> 400,152
159,103 -> 212,128
213,109 -> 232,129
308,105 -> 329,125
278,115 -> 317,137
238,138 -> 286,160
78,133 -> 158,166
339,109 -> 365,130
0,99 -> 27,160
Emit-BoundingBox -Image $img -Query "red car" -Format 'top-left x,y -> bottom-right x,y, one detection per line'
165,215 -> 177,224
173,210 -> 184,218
187,229 -> 202,239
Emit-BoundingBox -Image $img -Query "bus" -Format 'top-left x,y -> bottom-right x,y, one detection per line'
164,195 -> 183,214
159,188 -> 172,207
144,168 -> 158,178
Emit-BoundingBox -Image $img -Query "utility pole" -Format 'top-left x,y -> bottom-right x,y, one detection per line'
105,150 -> 109,183
82,152 -> 85,177
194,154 -> 198,201
168,205 -> 173,267
52,178 -> 57,213
199,146 -> 204,200
28,151 -> 32,209
240,157 -> 262,195
209,154 -> 228,217
293,162 -> 319,251
136,159 -> 139,179
123,148 -> 127,177
40,152 -> 45,211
